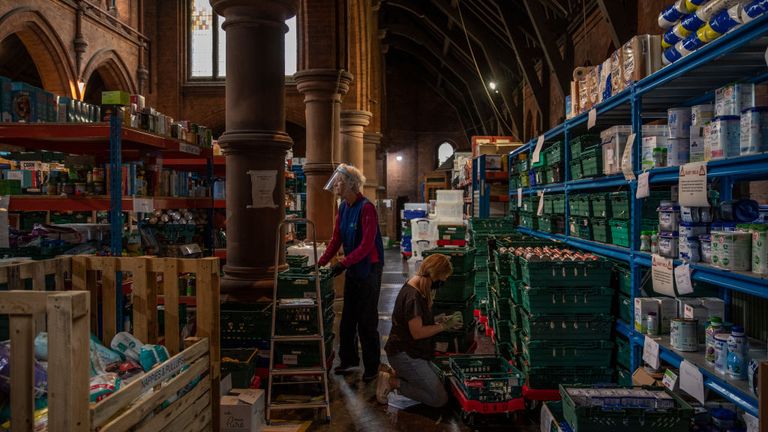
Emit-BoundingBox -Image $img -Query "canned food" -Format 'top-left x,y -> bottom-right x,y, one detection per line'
671,318 -> 698,352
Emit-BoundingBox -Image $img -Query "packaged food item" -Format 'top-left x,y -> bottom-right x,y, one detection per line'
691,104 -> 714,126
621,35 -> 662,87
751,224 -> 767,275
668,107 -> 692,138
708,115 -> 741,159
110,331 -> 143,362
34,332 -> 48,361
89,373 -> 122,402
740,107 -> 768,155
659,231 -> 680,258
0,342 -> 48,398
711,230 -> 752,271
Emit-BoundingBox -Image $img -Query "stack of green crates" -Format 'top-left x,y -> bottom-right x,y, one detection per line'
542,141 -> 564,185
468,218 -> 518,314
540,194 -> 565,234
517,256 -> 615,390
569,135 -> 602,181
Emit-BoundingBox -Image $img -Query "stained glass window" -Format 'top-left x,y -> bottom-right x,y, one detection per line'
190,0 -> 297,79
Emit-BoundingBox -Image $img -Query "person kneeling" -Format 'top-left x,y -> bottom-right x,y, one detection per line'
376,254 -> 463,406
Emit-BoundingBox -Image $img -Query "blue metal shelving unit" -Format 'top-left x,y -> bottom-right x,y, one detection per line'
507,15 -> 768,417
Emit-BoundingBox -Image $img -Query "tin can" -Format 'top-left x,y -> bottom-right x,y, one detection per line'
671,318 -> 698,352
647,312 -> 659,336
714,333 -> 730,374
668,107 -> 692,138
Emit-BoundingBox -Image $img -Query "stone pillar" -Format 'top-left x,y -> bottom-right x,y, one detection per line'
294,69 -> 353,242
363,132 -> 381,200
211,0 -> 297,297
339,110 -> 372,172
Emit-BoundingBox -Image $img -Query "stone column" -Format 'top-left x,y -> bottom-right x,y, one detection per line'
294,69 -> 353,242
211,0 -> 297,297
362,132 -> 381,200
339,110 -> 371,172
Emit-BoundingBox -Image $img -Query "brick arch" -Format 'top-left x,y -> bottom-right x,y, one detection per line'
81,49 -> 136,95
0,7 -> 77,97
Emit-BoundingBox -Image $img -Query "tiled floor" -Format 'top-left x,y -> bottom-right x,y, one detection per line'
308,249 -> 539,431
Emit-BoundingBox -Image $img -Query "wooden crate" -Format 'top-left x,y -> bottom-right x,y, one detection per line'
0,256 -> 221,432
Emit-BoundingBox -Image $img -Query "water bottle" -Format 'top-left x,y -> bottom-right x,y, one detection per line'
726,326 -> 748,379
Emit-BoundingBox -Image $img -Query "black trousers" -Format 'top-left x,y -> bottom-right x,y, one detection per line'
338,263 -> 382,375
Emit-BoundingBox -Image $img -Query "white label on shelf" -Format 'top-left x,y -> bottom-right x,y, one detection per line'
674,263 -> 694,295
663,369 -> 679,391
588,108 -> 598,130
636,171 -> 650,199
0,196 -> 8,248
680,360 -> 705,404
532,135 -> 545,164
282,354 -> 298,366
179,143 -> 202,155
643,336 -> 660,370
540,403 -> 556,432
652,254 -> 676,297
246,170 -> 278,209
678,162 -> 709,207
517,188 -> 523,208
537,191 -> 545,216
133,197 -> 155,213
622,133 -> 636,181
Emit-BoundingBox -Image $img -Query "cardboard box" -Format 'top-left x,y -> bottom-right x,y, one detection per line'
0,76 -> 11,122
653,297 -> 678,334
676,297 -> 701,317
102,90 -> 130,106
220,374 -> 265,432
130,94 -> 146,110
684,303 -> 709,343
700,297 -> 725,321
632,367 -> 663,387
634,297 -> 659,334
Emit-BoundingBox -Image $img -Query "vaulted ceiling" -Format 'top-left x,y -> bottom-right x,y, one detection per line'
379,0 -> 637,141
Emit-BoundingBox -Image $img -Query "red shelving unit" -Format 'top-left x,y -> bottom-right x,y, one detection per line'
7,195 -> 224,212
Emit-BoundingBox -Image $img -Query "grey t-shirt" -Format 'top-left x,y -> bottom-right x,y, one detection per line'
384,283 -> 435,360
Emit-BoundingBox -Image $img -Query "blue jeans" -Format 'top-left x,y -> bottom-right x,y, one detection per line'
387,351 -> 448,408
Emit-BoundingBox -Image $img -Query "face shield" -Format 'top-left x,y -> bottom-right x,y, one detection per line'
323,165 -> 352,192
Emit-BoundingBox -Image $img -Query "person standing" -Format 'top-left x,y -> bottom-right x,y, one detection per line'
318,164 -> 385,382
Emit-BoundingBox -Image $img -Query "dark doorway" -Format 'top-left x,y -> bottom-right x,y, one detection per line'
0,34 -> 43,87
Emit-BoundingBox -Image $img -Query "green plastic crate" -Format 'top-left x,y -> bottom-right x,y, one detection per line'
493,293 -> 514,321
569,216 -> 592,240
433,295 -> 476,332
591,218 -> 611,244
434,273 -> 475,302
618,294 -> 632,325
520,211 -> 538,230
521,286 -> 614,315
509,278 -> 522,304
570,134 -> 602,159
616,336 -> 632,369
511,303 -> 523,328
286,254 -> 309,269
273,333 -> 334,368
538,214 -> 565,234
497,341 -> 515,360
590,193 -> 611,218
511,326 -> 525,353
449,355 -> 525,402
525,366 -> 614,390
609,191 -> 631,220
221,348 -> 259,388
615,265 -> 632,296
570,158 -> 583,180
560,385 -> 694,432
496,274 -> 513,298
570,195 -> 592,217
545,142 -> 564,164
434,325 -> 476,353
495,319 -> 513,343
493,250 -> 515,275
609,219 -> 631,248
617,367 -> 632,387
551,194 -> 566,214
438,225 -> 467,241
523,339 -> 613,367
580,147 -> 603,178
276,270 -> 334,300
545,164 -> 564,184
519,257 -> 612,288
423,247 -> 477,275
275,303 -> 334,336
221,302 -> 273,348
522,313 -> 613,340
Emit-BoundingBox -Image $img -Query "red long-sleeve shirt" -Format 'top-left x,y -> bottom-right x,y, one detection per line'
320,194 -> 380,267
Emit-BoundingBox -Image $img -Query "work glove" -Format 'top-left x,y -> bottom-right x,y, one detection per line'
330,262 -> 346,278
441,311 -> 464,331
434,313 -> 448,324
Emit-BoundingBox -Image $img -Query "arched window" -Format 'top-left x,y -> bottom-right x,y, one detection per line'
190,1 -> 297,79
437,142 -> 455,168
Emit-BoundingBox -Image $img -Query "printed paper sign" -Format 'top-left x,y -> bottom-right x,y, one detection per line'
680,360 -> 705,404
133,197 -> 154,213
517,188 -> 523,207
540,403 -> 556,432
246,170 -> 278,209
622,133 -> 636,181
652,254 -> 676,297
532,135 -> 545,164
674,264 -> 694,296
636,171 -> 650,199
179,143 -> 202,155
679,162 -> 709,207
537,191 -> 545,216
588,108 -> 597,130
663,369 -> 679,391
643,336 -> 660,370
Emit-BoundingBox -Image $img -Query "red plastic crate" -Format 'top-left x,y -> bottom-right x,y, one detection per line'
449,377 -> 525,414
436,239 -> 468,247
522,385 -> 561,402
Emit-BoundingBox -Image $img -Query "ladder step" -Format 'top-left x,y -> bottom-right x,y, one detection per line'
268,402 -> 329,410
272,335 -> 323,341
271,368 -> 326,376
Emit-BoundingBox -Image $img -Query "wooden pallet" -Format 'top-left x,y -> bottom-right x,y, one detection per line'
0,256 -> 221,432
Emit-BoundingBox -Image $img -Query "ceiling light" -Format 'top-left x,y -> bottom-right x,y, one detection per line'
396,155 -> 403,161
488,81 -> 497,90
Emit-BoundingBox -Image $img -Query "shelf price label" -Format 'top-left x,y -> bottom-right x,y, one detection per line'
652,254 -> 676,297
179,143 -> 202,155
133,197 -> 155,213
537,191 -> 545,216
680,360 -> 706,404
517,188 -> 523,208
643,336 -> 660,370
674,263 -> 694,295
588,108 -> 597,130
622,133 -> 636,181
636,171 -> 650,199
679,162 -> 709,207
532,135 -> 545,164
